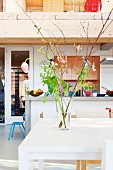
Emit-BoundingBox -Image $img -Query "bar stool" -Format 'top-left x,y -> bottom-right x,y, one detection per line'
8,113 -> 25,140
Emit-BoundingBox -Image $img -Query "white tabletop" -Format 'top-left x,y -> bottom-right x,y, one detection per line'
20,118 -> 113,155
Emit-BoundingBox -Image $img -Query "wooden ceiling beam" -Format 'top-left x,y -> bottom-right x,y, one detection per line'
0,37 -> 113,45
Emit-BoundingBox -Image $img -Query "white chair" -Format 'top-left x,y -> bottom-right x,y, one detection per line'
101,140 -> 113,170
76,109 -> 109,118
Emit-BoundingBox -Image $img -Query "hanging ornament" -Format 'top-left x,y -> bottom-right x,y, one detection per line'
84,0 -> 102,12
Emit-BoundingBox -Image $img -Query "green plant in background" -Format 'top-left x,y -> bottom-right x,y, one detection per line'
91,84 -> 97,91
84,82 -> 92,91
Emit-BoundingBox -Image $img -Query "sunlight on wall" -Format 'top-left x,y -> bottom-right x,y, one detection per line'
102,0 -> 113,11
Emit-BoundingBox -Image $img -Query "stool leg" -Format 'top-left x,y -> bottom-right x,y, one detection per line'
22,123 -> 25,131
38,160 -> 44,170
19,124 -> 25,138
11,125 -> 15,137
8,124 -> 13,140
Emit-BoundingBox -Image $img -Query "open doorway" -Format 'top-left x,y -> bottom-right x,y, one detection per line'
5,46 -> 33,124
11,51 -> 29,117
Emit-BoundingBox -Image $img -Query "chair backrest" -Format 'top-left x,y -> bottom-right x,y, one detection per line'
76,109 -> 109,118
101,140 -> 113,170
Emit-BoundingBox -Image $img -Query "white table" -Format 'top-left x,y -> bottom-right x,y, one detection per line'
19,118 -> 113,170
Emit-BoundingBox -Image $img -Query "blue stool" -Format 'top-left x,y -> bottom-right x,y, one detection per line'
8,121 -> 25,140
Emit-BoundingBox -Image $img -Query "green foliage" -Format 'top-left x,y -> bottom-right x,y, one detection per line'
40,61 -> 71,101
75,66 -> 90,92
91,84 -> 97,91
83,82 -> 92,91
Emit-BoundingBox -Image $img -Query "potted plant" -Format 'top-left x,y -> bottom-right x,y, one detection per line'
91,85 -> 98,97
84,82 -> 92,97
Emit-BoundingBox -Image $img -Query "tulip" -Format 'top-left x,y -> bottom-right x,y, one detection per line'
21,62 -> 29,73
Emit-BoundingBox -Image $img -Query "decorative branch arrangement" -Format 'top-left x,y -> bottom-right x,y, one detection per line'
18,1 -> 113,128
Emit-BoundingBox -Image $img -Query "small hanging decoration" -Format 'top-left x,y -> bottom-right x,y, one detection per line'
84,0 -> 102,12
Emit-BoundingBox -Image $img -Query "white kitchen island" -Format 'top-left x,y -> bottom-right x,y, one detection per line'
25,96 -> 113,135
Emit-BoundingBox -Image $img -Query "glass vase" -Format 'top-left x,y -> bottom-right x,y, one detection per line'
57,111 -> 71,130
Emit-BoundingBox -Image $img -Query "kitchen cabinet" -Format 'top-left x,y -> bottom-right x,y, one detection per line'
71,57 -> 82,80
54,56 -> 100,81
62,56 -> 72,80
54,56 -> 71,80
86,56 -> 100,80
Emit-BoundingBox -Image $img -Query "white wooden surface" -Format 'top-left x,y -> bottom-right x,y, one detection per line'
19,118 -> 113,170
76,109 -> 109,118
101,140 -> 113,170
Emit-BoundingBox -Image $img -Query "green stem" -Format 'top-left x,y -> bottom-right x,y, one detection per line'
57,96 -> 66,128
25,58 -> 43,69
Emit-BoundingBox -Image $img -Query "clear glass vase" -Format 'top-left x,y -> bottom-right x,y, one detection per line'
57,111 -> 71,130
56,99 -> 72,130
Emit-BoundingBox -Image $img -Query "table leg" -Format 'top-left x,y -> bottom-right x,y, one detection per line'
81,160 -> 86,170
19,147 -> 33,170
76,160 -> 80,170
19,157 -> 33,170
38,160 -> 44,170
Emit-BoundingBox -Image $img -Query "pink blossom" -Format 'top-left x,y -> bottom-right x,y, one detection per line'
62,59 -> 66,64
55,62 -> 58,66
21,62 -> 29,73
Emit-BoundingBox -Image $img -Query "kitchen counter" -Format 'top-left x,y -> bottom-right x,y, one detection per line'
73,96 -> 113,101
25,96 -> 113,135
26,96 -> 113,101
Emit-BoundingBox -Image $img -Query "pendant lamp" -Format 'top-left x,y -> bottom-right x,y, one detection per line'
84,0 -> 102,12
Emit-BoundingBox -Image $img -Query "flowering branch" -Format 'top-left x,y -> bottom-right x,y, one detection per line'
18,1 -> 113,129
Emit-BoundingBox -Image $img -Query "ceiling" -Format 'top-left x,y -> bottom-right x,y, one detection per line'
1,37 -> 113,46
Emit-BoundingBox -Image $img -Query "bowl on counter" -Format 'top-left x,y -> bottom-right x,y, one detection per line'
28,89 -> 43,97
106,90 -> 113,97
97,94 -> 106,97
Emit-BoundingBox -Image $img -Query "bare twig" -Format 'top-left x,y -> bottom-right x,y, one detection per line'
100,12 -> 104,27
52,22 -> 66,45
88,7 -> 113,56
65,63 -> 86,113
101,20 -> 113,35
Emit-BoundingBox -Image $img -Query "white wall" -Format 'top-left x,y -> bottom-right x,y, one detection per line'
102,0 -> 113,11
1,12 -> 113,39
100,66 -> 113,93
5,0 -> 26,12
32,45 -> 113,94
